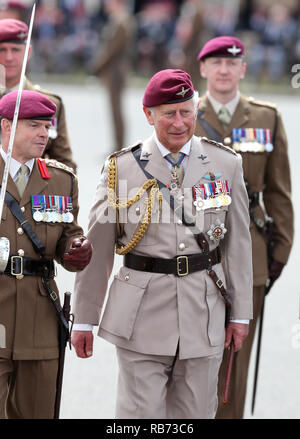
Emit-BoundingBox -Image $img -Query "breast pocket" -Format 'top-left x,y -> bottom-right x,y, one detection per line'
100,267 -> 152,340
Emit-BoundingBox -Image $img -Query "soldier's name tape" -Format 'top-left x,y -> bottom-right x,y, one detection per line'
31,194 -> 73,223
232,128 -> 273,153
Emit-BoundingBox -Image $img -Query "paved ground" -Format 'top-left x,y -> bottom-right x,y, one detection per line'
43,80 -> 300,419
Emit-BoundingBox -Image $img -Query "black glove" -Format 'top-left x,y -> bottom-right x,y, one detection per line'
63,237 -> 93,269
266,259 -> 285,294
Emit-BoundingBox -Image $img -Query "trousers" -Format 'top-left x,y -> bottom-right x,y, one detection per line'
0,358 -> 58,419
116,346 -> 223,419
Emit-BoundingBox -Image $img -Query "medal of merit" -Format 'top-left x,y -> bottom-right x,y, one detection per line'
232,128 -> 273,153
31,195 -> 73,223
207,218 -> 227,244
193,179 -> 231,211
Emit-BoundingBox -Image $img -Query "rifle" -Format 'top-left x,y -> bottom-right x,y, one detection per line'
54,291 -> 74,419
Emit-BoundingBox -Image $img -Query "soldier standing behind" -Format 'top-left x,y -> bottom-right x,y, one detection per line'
195,36 -> 294,418
91,0 -> 135,151
0,90 -> 92,418
0,18 -> 77,172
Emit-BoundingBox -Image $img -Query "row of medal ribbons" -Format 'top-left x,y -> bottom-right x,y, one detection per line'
232,128 -> 273,153
192,180 -> 232,211
31,194 -> 74,223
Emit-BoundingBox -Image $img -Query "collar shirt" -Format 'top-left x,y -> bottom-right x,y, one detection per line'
207,91 -> 240,117
0,147 -> 34,183
154,131 -> 191,171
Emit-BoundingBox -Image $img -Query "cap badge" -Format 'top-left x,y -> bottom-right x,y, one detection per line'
227,45 -> 241,56
17,31 -> 27,40
176,86 -> 190,98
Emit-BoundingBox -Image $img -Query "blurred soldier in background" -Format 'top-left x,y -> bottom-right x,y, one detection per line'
195,35 -> 294,418
91,0 -> 135,151
0,0 -> 27,21
0,18 -> 77,172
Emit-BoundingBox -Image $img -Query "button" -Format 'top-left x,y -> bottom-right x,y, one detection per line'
16,274 -> 24,280
21,206 -> 25,213
18,249 -> 24,256
177,219 -> 183,225
179,243 -> 185,251
17,228 -> 24,235
223,137 -> 231,145
124,274 -> 130,281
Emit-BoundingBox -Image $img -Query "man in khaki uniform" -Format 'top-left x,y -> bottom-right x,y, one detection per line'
195,36 -> 294,418
71,69 -> 253,419
0,18 -> 77,171
0,90 -> 92,418
91,0 -> 134,151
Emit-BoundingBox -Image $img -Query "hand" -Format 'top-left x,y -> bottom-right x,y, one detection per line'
71,330 -> 94,358
225,322 -> 249,352
63,237 -> 92,269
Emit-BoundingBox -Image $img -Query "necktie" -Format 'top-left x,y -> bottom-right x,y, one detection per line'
15,164 -> 29,197
218,105 -> 231,130
166,152 -> 185,186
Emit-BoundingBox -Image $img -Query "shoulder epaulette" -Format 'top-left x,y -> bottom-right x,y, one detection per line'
201,136 -> 237,156
246,96 -> 277,110
44,158 -> 75,175
108,141 -> 142,161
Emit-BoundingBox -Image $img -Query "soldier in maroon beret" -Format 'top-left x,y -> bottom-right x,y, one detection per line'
0,18 -> 77,172
71,68 -> 253,419
195,36 -> 294,419
0,89 -> 92,418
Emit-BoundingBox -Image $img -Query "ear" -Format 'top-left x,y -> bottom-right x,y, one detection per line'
240,62 -> 247,80
143,106 -> 154,126
199,61 -> 207,79
1,118 -> 11,134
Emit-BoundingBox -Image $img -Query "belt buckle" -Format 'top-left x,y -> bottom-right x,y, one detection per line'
177,255 -> 189,276
216,279 -> 224,289
11,256 -> 23,278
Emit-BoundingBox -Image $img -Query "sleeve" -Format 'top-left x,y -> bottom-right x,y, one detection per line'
73,164 -> 117,325
263,111 -> 294,264
222,154 -> 253,320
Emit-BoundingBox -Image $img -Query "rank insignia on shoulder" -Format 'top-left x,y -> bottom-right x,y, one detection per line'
31,195 -> 73,223
232,128 -> 273,153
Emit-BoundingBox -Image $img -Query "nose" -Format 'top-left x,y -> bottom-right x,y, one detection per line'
39,125 -> 49,138
219,61 -> 229,74
172,113 -> 185,129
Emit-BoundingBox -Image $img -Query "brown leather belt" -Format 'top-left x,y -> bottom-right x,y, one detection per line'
124,248 -> 221,277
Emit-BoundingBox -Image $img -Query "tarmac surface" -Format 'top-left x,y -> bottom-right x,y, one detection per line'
44,80 -> 300,419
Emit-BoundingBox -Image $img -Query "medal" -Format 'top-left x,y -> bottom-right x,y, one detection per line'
33,210 -> 43,222
207,219 -> 227,244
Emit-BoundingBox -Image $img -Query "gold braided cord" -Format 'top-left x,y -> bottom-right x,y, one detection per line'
107,155 -> 162,255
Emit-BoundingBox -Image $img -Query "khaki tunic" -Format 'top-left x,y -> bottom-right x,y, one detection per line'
74,135 -> 253,360
195,94 -> 294,286
0,157 -> 83,360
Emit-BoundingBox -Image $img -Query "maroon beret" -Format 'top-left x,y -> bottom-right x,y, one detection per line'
197,36 -> 244,61
0,90 -> 56,120
0,1 -> 27,9
143,69 -> 194,107
0,18 -> 28,43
